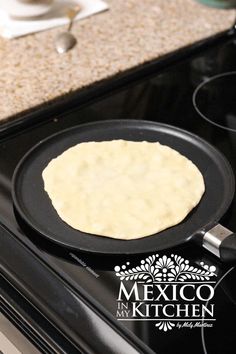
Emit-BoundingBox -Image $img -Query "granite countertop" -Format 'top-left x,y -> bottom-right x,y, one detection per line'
0,0 -> 235,124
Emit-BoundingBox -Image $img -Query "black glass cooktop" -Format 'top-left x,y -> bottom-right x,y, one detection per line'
1,32 -> 236,354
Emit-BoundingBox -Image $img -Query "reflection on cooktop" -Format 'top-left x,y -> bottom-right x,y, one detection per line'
202,267 -> 236,354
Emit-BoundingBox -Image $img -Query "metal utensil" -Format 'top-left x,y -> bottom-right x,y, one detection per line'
55,5 -> 81,54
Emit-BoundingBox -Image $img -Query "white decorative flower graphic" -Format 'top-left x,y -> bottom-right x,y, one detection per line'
155,321 -> 175,332
155,255 -> 175,270
115,254 -> 216,283
166,255 -> 216,282
155,255 -> 175,281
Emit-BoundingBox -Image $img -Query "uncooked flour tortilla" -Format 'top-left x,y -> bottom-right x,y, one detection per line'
42,140 -> 205,239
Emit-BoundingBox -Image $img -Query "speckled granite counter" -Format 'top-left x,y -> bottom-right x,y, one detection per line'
0,0 -> 235,123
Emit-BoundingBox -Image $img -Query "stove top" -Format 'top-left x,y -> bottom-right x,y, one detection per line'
1,31 -> 236,354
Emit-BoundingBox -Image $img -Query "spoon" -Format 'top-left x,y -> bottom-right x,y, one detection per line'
55,5 -> 81,54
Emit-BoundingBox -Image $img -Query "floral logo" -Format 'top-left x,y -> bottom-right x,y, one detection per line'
114,254 -> 216,331
115,254 -> 216,283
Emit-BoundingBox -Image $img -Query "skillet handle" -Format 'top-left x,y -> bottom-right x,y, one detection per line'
202,224 -> 236,263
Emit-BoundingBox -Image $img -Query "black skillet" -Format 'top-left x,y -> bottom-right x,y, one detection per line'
12,120 -> 236,262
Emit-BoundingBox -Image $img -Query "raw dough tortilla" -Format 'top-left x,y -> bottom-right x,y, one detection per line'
42,140 -> 205,239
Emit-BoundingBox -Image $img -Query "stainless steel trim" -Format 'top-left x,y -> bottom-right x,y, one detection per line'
203,224 -> 233,258
0,314 -> 40,354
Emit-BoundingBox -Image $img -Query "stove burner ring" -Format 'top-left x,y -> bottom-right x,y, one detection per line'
193,71 -> 236,132
201,266 -> 236,354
